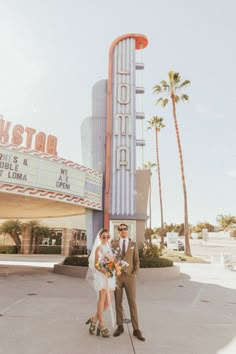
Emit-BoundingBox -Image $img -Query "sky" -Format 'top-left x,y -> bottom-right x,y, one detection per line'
0,0 -> 235,227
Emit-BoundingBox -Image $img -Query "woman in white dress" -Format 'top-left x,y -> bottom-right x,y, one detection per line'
86,228 -> 116,338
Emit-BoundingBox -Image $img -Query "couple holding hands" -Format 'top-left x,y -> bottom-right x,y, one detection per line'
86,223 -> 145,341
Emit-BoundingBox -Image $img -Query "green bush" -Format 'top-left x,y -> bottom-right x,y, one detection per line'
139,242 -> 162,258
0,245 -> 18,254
140,257 -> 173,268
63,255 -> 89,267
63,251 -> 173,269
37,246 -> 61,254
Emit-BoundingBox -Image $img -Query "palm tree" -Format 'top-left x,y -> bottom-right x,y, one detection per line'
31,225 -> 51,254
147,116 -> 165,248
23,220 -> 41,253
143,161 -> 157,230
153,71 -> 191,256
0,219 -> 22,253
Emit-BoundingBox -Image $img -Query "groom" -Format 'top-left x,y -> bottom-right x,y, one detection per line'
112,223 -> 145,341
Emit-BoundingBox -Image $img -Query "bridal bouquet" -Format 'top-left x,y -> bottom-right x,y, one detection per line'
96,252 -> 128,278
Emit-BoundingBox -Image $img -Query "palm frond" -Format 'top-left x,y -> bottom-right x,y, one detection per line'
179,80 -> 190,88
181,94 -> 189,102
160,80 -> 169,90
153,85 -> 162,93
173,72 -> 180,84
143,161 -> 157,170
162,98 -> 169,107
175,95 -> 180,103
156,98 -> 168,107
156,97 -> 164,105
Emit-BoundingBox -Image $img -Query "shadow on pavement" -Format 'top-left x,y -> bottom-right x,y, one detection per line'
0,266 -> 235,354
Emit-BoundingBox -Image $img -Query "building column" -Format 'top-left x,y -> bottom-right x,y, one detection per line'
61,228 -> 73,256
136,169 -> 150,243
21,227 -> 32,254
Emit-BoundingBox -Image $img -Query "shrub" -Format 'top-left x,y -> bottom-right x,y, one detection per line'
140,257 -> 173,268
139,242 -> 162,258
0,245 -> 18,254
63,255 -> 89,267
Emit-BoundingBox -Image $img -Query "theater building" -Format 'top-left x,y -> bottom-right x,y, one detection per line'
0,33 -> 150,255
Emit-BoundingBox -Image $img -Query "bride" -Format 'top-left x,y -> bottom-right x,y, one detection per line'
86,228 -> 116,338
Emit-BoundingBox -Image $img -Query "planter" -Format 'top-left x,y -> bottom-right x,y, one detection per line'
53,263 -> 88,278
138,265 -> 180,281
53,263 -> 180,280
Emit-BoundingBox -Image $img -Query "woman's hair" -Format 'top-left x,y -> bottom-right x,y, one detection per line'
99,228 -> 109,237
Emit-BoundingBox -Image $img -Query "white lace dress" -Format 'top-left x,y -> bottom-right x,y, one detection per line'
94,243 -> 116,292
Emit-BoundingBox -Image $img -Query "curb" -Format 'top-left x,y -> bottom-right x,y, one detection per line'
53,263 -> 180,280
53,263 -> 88,278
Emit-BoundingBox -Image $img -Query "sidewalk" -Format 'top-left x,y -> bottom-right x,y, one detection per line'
0,257 -> 236,354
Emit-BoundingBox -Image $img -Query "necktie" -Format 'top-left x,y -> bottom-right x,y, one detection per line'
122,239 -> 126,257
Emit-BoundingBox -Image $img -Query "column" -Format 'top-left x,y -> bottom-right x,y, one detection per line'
61,228 -> 73,256
21,226 -> 32,254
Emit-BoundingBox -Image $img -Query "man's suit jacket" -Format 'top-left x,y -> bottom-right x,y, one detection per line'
112,238 -> 140,276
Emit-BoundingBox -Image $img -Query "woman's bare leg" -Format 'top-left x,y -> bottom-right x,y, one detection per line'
104,290 -> 113,311
97,289 -> 107,327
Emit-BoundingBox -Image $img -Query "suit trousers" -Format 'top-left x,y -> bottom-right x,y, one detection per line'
115,273 -> 139,330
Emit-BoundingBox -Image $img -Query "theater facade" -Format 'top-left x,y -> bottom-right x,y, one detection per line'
0,33 -> 150,256
0,119 -> 102,255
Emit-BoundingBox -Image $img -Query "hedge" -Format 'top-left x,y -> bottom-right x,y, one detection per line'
63,255 -> 172,268
37,246 -> 61,254
140,257 -> 173,268
0,245 -> 18,254
63,255 -> 89,266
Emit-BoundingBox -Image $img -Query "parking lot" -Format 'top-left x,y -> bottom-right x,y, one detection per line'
189,238 -> 236,264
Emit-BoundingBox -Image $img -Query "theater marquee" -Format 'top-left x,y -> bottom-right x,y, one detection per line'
0,144 -> 103,211
0,148 -> 86,197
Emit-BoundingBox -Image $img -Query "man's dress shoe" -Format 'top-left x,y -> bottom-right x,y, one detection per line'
133,329 -> 145,341
113,325 -> 124,337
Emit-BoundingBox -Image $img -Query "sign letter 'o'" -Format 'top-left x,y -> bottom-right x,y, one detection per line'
117,84 -> 130,105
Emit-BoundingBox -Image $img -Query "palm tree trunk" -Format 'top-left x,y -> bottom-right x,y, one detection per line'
11,232 -> 21,253
171,94 -> 192,256
31,234 -> 36,254
155,128 -> 164,248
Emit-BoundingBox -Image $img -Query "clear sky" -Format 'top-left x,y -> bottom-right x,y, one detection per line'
0,0 -> 235,226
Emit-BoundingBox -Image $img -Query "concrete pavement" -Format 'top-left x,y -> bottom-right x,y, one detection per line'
0,256 -> 236,354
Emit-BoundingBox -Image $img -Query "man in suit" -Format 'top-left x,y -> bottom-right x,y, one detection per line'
112,223 -> 145,341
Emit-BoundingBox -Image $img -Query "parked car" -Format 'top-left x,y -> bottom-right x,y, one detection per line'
177,240 -> 185,251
